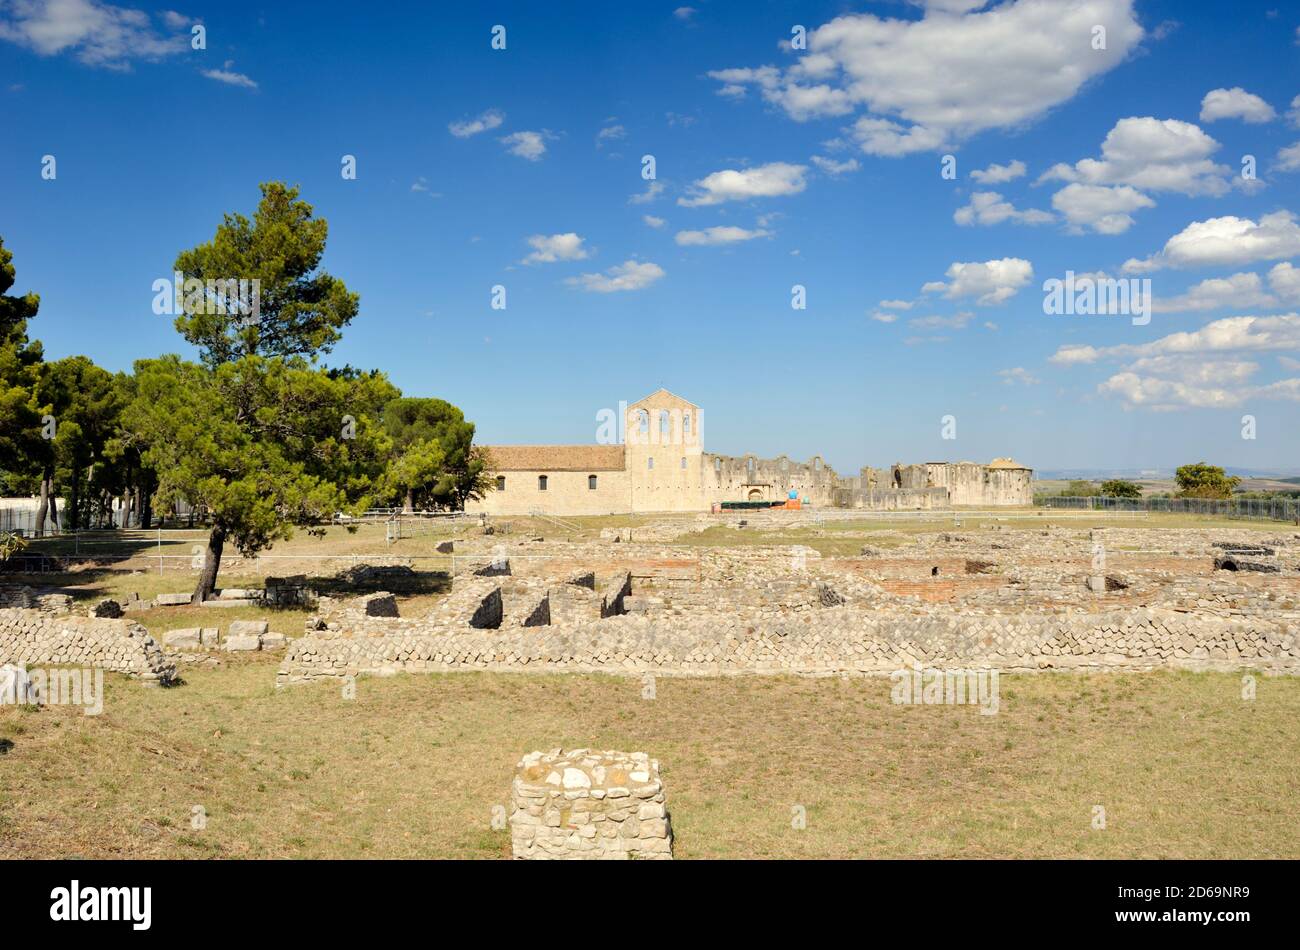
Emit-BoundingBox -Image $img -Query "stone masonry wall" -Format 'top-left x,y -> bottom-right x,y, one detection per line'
277,607 -> 1299,686
0,608 -> 178,684
510,749 -> 672,859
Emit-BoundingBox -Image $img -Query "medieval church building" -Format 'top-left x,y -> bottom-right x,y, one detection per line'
466,390 -> 1032,516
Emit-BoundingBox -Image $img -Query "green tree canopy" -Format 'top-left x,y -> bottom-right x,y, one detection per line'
147,182 -> 389,599
123,354 -> 395,601
36,356 -> 122,529
1099,479 -> 1143,499
382,397 -> 491,509
1175,463 -> 1241,500
173,182 -> 359,366
0,236 -> 44,482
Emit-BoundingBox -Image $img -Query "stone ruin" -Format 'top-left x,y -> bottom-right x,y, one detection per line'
0,608 -> 176,685
510,749 -> 672,860
162,619 -> 287,653
0,585 -> 73,614
275,530 -> 1300,686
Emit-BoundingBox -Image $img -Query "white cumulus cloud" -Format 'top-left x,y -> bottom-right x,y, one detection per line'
449,109 -> 505,138
521,233 -> 590,265
970,160 -> 1026,184
202,67 -> 256,89
500,130 -> 552,161
954,191 -> 1053,227
674,226 -> 771,246
1123,211 -> 1300,273
1152,271 -> 1276,313
1199,87 -> 1276,124
678,162 -> 808,206
708,0 -> 1143,156
922,258 -> 1034,306
1039,116 -> 1231,197
566,260 -> 665,293
1050,183 -> 1155,235
810,155 -> 860,175
0,0 -> 191,69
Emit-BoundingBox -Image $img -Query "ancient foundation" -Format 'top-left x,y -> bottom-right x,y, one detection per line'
276,528 -> 1300,686
0,608 -> 177,684
510,749 -> 672,860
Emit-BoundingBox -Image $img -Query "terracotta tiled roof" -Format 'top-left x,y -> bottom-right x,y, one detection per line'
481,445 -> 626,472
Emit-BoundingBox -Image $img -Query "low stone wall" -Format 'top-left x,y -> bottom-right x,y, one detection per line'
0,586 -> 73,614
0,608 -> 177,684
276,607 -> 1300,685
511,750 -> 672,860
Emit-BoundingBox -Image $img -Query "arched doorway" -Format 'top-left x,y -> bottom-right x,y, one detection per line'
747,488 -> 764,501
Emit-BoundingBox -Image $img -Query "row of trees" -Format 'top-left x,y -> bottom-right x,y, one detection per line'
0,183 -> 491,601
1049,465 -> 1245,501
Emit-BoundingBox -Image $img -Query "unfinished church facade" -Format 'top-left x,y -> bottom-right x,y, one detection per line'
466,390 -> 1032,516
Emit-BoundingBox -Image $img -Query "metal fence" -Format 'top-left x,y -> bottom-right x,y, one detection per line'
1038,495 -> 1300,522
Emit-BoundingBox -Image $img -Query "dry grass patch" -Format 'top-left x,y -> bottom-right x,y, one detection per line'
1,665 -> 1295,859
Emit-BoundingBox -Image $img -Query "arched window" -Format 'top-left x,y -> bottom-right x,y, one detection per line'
659,409 -> 671,441
683,413 -> 692,438
588,475 -> 598,490
538,475 -> 548,491
647,457 -> 654,470
496,475 -> 506,491
746,457 -> 755,477
637,410 -> 649,436
680,456 -> 686,469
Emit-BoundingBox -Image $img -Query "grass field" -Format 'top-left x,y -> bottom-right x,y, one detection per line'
1,660 -> 1296,859
5,509 -> 1297,859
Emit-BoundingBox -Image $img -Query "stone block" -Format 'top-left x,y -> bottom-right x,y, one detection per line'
260,632 -> 288,651
223,634 -> 261,652
510,750 -> 671,860
217,588 -> 260,601
228,619 -> 269,637
162,628 -> 202,649
155,593 -> 192,606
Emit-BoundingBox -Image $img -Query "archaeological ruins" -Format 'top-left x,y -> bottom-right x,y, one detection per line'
268,516 -> 1299,687
4,502 -> 1298,861
467,389 -> 1033,516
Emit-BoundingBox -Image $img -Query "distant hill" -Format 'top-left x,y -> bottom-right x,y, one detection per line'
1039,468 -> 1300,481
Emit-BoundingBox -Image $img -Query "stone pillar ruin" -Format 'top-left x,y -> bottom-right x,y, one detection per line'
509,749 -> 672,859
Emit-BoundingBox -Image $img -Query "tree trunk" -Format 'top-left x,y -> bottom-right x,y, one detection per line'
192,525 -> 226,604
67,469 -> 80,532
141,489 -> 151,529
47,480 -> 59,532
34,471 -> 50,538
404,488 -> 415,513
121,460 -> 133,529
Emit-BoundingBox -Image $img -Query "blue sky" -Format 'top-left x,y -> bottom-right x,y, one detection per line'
2,0 -> 1298,475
